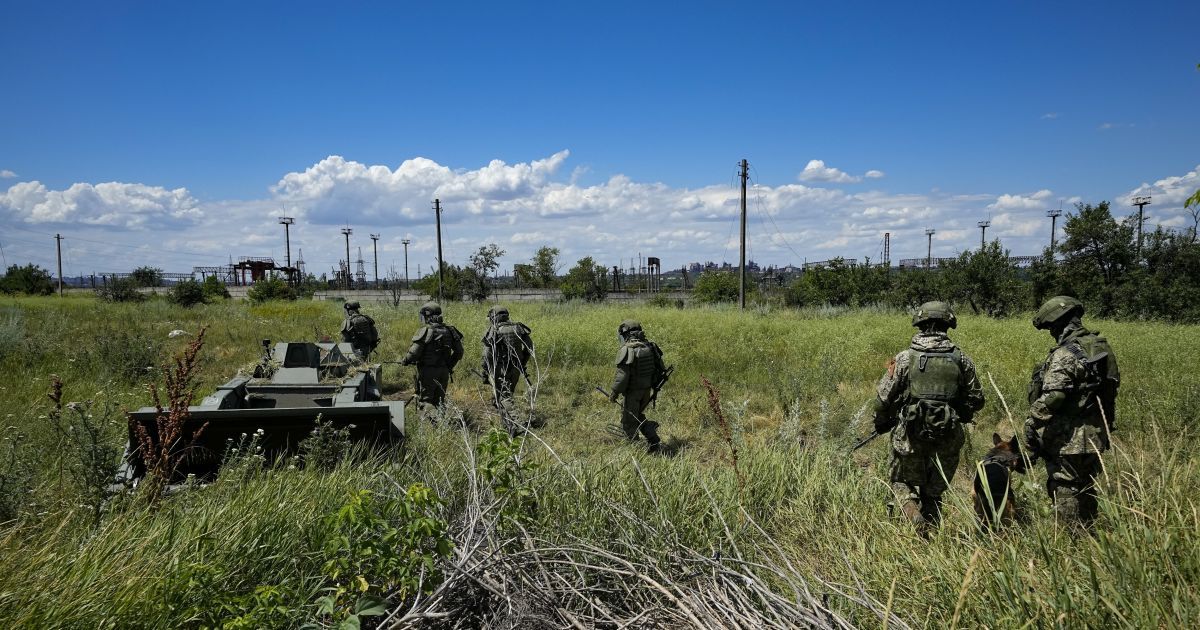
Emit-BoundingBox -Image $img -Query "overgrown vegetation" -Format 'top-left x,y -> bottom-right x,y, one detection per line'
0,263 -> 54,296
0,298 -> 1196,627
560,255 -> 608,301
247,276 -> 297,303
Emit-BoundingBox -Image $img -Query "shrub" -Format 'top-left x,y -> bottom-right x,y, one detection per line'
0,264 -> 54,296
45,376 -> 123,525
247,277 -> 297,303
167,279 -> 207,307
693,271 -> 746,303
95,276 -> 145,302
89,328 -> 162,384
129,266 -> 164,288
201,275 -> 230,300
560,256 -> 609,302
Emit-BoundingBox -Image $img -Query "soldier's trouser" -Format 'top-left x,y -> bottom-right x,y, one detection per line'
890,437 -> 963,526
1044,453 -> 1102,525
619,388 -> 660,446
488,366 -> 522,407
415,366 -> 451,416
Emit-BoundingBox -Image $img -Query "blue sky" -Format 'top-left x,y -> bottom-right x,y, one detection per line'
2,1 -> 1198,276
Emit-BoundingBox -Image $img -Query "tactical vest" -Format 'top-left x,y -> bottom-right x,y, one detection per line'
490,322 -> 531,366
1028,332 -> 1118,423
348,314 -> 376,345
626,341 -> 660,390
903,348 -> 963,441
420,325 -> 458,367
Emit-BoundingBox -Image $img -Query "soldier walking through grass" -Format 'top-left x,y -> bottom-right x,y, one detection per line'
481,306 -> 534,432
872,301 -> 985,534
609,320 -> 666,454
1024,296 -> 1120,526
339,301 -> 379,359
400,302 -> 463,421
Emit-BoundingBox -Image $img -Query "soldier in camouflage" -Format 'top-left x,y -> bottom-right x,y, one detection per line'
873,301 -> 985,534
400,302 -> 464,419
609,320 -> 665,453
1024,296 -> 1119,526
340,301 -> 379,359
481,306 -> 534,431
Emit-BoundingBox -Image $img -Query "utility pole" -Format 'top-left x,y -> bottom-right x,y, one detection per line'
1133,196 -> 1151,258
883,232 -> 891,269
925,229 -> 936,269
1046,207 -> 1062,253
433,199 -> 444,304
738,158 -> 748,310
278,217 -> 294,267
401,238 -> 411,289
978,220 -> 990,250
340,227 -> 353,290
54,233 -> 63,297
370,233 -> 380,287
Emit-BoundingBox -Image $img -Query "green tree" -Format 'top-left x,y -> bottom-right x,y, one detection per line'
560,256 -> 609,301
414,264 -> 466,301
201,275 -> 230,300
940,240 -> 1025,317
129,266 -> 164,288
531,246 -> 560,288
692,271 -> 743,304
1057,201 -> 1136,317
0,264 -> 54,295
467,243 -> 505,302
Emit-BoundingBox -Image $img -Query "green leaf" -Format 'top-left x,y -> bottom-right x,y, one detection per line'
315,595 -> 337,615
337,615 -> 361,630
353,594 -> 388,617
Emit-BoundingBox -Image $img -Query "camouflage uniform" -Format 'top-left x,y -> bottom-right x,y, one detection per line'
400,303 -> 464,418
481,306 -> 534,431
873,302 -> 985,531
610,320 -> 665,452
1025,296 -> 1119,525
340,301 -> 379,359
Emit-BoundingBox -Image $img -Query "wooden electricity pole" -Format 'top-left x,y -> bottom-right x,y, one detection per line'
55,233 -> 63,296
434,198 -> 444,304
738,159 -> 748,310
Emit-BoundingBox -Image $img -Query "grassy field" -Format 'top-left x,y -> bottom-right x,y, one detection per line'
0,296 -> 1197,628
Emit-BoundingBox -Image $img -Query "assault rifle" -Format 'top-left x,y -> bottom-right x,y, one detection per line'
649,364 -> 675,408
849,430 -> 884,454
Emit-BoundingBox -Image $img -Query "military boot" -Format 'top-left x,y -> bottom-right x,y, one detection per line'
642,421 -> 663,454
899,499 -> 930,537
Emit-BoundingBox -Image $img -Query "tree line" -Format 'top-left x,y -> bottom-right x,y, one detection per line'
691,200 -> 1200,323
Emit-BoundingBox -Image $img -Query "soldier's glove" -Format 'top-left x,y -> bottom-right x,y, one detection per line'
1023,421 -> 1043,462
873,411 -> 896,435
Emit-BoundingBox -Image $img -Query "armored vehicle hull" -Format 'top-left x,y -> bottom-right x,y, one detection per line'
116,341 -> 403,487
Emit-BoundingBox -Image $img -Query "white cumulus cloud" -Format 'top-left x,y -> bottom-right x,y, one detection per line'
799,159 -> 860,183
0,180 -> 202,229
988,189 -> 1053,210
0,170 -> 16,179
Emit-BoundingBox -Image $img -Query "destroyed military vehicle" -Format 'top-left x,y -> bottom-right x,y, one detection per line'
116,340 -> 404,488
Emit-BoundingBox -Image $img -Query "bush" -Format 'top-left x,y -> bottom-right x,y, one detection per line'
88,327 -> 162,384
129,266 -> 164,288
560,256 -> 608,302
167,279 -> 207,307
247,277 -> 297,303
0,264 -> 54,296
95,276 -> 145,303
414,265 -> 466,302
693,271 -> 745,304
201,276 -> 230,300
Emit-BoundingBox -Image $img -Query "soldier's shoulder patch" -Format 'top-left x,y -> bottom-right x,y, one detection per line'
886,357 -> 897,378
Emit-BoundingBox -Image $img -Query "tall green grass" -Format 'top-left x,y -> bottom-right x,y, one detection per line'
0,296 -> 1196,627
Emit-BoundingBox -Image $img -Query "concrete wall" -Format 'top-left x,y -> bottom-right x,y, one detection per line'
312,289 -> 692,304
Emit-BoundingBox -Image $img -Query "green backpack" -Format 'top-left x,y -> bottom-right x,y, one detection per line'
903,348 -> 964,441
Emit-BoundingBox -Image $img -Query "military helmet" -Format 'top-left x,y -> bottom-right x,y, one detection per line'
1033,296 -> 1083,330
344,301 -> 360,311
617,320 -> 643,336
912,301 -> 957,329
418,302 -> 442,318
488,305 -> 510,321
